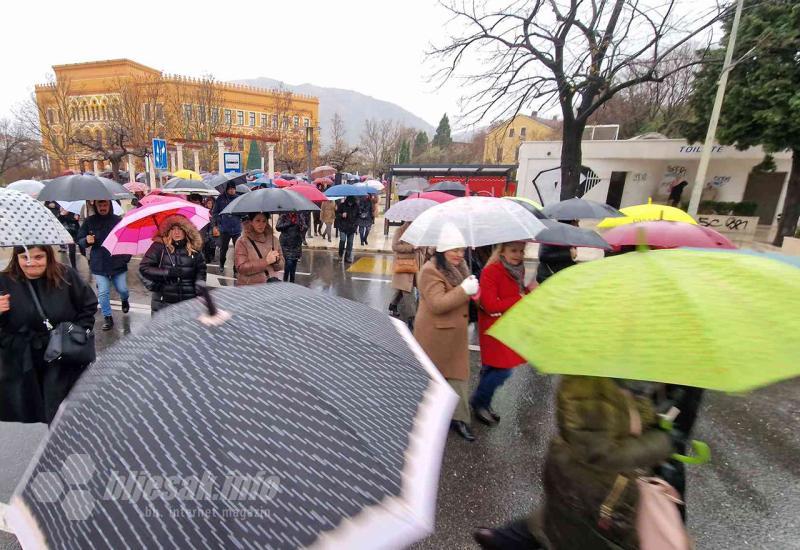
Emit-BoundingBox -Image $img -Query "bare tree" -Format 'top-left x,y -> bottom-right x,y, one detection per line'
432,0 -> 726,198
323,113 -> 360,173
359,118 -> 401,176
19,75 -> 78,174
0,117 -> 42,183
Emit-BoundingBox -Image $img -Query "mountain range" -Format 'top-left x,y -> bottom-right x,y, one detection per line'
234,77 -> 436,149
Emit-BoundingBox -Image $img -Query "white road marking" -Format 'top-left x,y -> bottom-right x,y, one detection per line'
108,299 -> 150,312
350,277 -> 391,283
468,345 -> 481,352
0,501 -> 11,533
295,272 -> 312,276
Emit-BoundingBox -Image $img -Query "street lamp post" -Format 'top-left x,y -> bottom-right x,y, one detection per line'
305,126 -> 314,180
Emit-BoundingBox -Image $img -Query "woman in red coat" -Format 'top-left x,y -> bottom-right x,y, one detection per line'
470,241 -> 535,425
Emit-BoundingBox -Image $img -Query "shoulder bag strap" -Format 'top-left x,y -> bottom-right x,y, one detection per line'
249,237 -> 274,277
25,281 -> 53,331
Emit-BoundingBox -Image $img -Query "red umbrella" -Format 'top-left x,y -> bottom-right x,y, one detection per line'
404,191 -> 457,203
274,179 -> 293,188
287,184 -> 328,202
602,221 -> 737,251
313,177 -> 333,187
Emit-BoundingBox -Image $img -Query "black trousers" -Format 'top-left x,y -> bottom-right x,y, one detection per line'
218,232 -> 239,268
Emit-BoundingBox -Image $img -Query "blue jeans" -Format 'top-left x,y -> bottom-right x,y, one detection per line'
95,272 -> 129,317
338,231 -> 355,262
470,365 -> 514,409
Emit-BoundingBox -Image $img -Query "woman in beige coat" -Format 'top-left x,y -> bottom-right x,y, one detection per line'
319,200 -> 336,242
234,213 -> 284,286
414,226 -> 480,441
389,222 -> 427,328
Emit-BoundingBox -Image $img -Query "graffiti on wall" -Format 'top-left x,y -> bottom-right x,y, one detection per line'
698,215 -> 758,235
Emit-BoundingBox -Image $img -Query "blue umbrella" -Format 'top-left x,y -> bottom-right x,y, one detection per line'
324,184 -> 369,198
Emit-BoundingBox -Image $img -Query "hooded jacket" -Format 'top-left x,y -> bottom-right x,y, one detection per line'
276,213 -> 307,261
77,211 -> 131,276
234,222 -> 285,286
335,197 -> 360,234
139,215 -> 207,307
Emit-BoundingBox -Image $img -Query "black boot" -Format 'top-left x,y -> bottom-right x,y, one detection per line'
450,421 -> 475,441
101,316 -> 114,331
121,299 -> 130,314
472,406 -> 497,426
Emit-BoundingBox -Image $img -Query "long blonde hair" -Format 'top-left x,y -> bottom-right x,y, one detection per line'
486,241 -> 526,266
163,226 -> 199,256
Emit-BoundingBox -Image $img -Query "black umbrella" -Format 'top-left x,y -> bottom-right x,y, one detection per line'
221,188 -> 320,214
535,220 -> 611,249
425,181 -> 467,196
235,184 -> 250,195
37,174 -> 133,202
541,197 -> 624,220
163,178 -> 220,196
7,284 -> 456,549
208,172 -> 248,192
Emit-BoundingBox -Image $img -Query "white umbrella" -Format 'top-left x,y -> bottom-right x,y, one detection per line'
364,179 -> 385,192
6,179 -> 44,198
402,196 -> 545,248
57,200 -> 123,217
384,198 -> 438,222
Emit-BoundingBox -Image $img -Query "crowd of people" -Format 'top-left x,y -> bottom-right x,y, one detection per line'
0,177 -> 702,549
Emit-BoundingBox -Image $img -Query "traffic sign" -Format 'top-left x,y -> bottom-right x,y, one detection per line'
152,138 -> 168,170
223,152 -> 241,174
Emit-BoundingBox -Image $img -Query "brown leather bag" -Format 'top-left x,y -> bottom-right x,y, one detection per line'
393,258 -> 418,274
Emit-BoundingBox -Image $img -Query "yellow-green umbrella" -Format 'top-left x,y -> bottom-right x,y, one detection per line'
488,248 -> 800,392
503,196 -> 543,210
172,169 -> 203,181
597,197 -> 697,228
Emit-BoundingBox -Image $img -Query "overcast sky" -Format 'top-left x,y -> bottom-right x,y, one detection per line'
0,0 -> 464,127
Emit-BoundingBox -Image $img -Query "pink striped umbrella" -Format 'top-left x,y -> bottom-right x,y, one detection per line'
102,197 -> 210,256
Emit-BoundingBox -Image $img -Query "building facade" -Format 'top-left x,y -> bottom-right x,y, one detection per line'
34,59 -> 320,175
482,113 -> 559,164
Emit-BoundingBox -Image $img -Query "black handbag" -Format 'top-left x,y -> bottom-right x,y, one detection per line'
26,281 -> 96,365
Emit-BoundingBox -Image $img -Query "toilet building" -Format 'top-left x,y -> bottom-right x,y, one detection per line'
516,138 -> 792,226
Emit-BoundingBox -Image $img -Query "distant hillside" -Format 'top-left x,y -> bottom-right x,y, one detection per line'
234,77 -> 435,148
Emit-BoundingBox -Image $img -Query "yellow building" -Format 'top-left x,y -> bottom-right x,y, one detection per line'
483,113 -> 559,165
34,59 -> 320,175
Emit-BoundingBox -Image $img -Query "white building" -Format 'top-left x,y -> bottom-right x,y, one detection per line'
517,138 -> 792,226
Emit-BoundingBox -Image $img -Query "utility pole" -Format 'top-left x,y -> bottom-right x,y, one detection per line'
687,0 -> 745,216
305,126 -> 314,180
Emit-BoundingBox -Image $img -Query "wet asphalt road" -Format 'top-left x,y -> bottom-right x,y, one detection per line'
2,248 -> 799,549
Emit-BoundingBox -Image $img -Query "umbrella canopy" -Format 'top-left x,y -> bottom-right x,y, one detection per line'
403,196 -> 545,248
397,177 -> 429,196
597,199 -> 698,228
123,181 -> 148,193
286,184 -> 328,202
208,173 -> 247,192
172,169 -> 203,181
163,178 -> 220,196
502,196 -> 547,219
0,189 -> 74,247
324,184 -> 369,198
58,200 -> 123,217
603,221 -> 736,251
273,178 -> 294,188
101,198 -> 210,256
488,248 -> 800,392
684,247 -> 800,269
312,177 -> 333,187
311,165 -> 336,179
384,198 -> 439,222
221,188 -> 320,215
541,197 -> 624,220
6,179 -> 44,198
363,179 -> 385,192
235,184 -> 250,195
403,191 -> 457,204
535,220 -> 611,250
7,284 -> 456,549
38,174 -> 133,202
425,181 -> 467,196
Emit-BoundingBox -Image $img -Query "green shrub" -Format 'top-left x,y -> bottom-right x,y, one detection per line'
732,201 -> 758,216
698,200 -> 717,214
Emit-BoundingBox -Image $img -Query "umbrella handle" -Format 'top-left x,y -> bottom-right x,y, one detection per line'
671,440 -> 711,465
195,281 -> 217,316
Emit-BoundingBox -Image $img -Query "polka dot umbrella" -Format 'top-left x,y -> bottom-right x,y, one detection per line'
0,188 -> 74,247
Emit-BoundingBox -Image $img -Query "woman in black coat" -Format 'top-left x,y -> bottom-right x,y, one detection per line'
536,220 -> 578,284
0,245 -> 98,424
57,207 -> 81,269
139,214 -> 207,313
276,212 -> 307,283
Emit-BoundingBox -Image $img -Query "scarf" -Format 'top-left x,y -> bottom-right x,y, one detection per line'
500,257 -> 526,292
440,259 -> 471,288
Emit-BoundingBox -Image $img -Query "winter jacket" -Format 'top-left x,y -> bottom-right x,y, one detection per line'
477,261 -> 528,369
390,222 -> 425,293
77,212 -> 131,276
413,260 -> 471,381
335,198 -> 360,234
211,192 -> 243,235
320,201 -> 336,224
536,244 -> 576,284
0,267 -> 98,423
234,223 -> 285,286
530,376 -> 673,549
58,213 -> 81,239
357,197 -> 375,228
276,213 -> 307,261
139,215 -> 207,310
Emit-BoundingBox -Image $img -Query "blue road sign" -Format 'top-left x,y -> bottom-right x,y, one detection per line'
152,138 -> 168,170
223,152 -> 242,174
